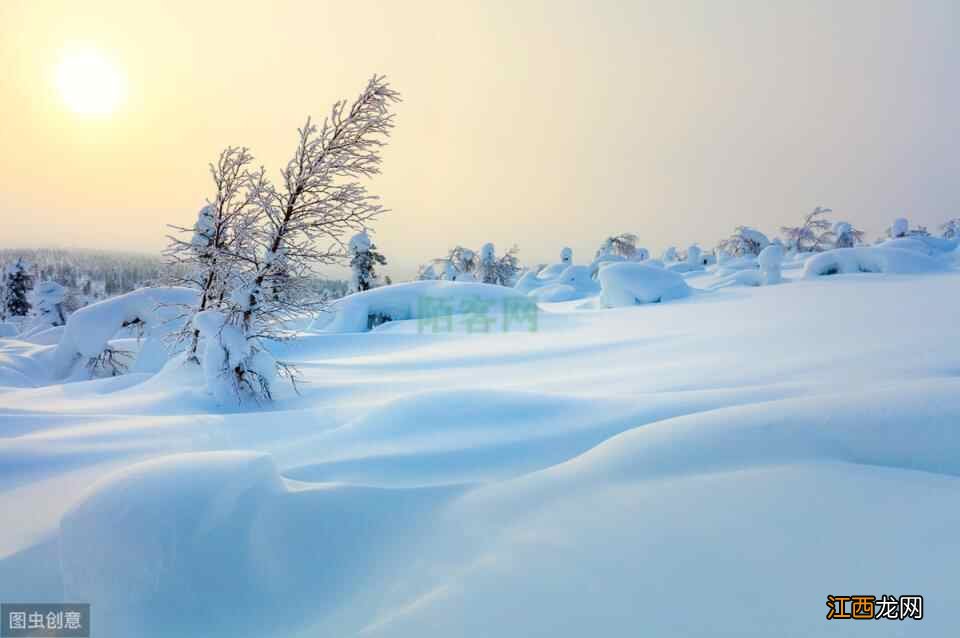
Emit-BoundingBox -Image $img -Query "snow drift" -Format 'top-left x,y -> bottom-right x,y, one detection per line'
803,246 -> 949,278
323,281 -> 531,333
598,262 -> 691,307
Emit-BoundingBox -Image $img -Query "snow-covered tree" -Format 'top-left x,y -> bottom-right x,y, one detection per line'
3,258 -> 33,319
447,246 -> 478,278
661,246 -> 678,262
686,245 -> 702,265
33,281 -> 68,327
495,245 -> 521,286
717,226 -> 770,257
560,247 -> 573,265
348,231 -> 387,293
940,218 -> 960,239
596,233 -> 639,260
889,217 -> 909,238
780,206 -> 833,252
832,221 -> 864,248
165,147 -> 257,359
476,243 -> 498,284
202,75 -> 400,403
416,262 -> 439,281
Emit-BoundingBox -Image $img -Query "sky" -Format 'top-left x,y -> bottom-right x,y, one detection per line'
1,0 -> 958,278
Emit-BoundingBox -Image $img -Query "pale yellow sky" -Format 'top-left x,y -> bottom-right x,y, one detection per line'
1,0 -> 957,277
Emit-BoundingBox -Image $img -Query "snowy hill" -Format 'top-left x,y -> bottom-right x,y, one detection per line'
1,268 -> 959,636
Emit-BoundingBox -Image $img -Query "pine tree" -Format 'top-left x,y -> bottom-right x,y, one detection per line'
4,258 -> 33,318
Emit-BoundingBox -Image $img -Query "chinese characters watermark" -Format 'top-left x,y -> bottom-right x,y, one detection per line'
2,604 -> 89,637
825,595 -> 923,621
417,296 -> 538,334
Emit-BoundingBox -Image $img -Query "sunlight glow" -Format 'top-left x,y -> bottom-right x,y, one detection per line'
54,47 -> 126,116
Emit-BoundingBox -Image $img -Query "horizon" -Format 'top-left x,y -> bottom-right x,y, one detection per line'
2,0 -> 958,278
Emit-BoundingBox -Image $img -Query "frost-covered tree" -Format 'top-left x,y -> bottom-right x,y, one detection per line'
780,206 -> 833,252
940,218 -> 960,239
33,281 -> 68,327
495,245 -> 521,286
3,258 -> 33,319
165,147 -> 257,359
717,226 -> 770,257
348,231 -> 387,293
201,75 -> 400,403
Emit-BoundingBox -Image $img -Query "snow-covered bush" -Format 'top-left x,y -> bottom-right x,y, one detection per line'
781,206 -> 833,252
889,217 -> 909,238
661,246 -> 678,263
757,245 -> 784,284
596,234 -> 639,260
941,218 -> 960,240
348,231 -> 387,293
803,247 -> 948,278
598,262 -> 691,307
560,247 -> 573,265
717,227 -> 769,257
33,281 -> 68,327
832,221 -> 864,248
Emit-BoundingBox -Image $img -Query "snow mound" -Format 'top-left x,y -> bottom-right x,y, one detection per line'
878,236 -> 958,255
50,287 -> 198,378
528,266 -> 599,302
325,281 -> 531,333
598,262 -> 691,307
59,451 -> 455,638
804,246 -> 949,278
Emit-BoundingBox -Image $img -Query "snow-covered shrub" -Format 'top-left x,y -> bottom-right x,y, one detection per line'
717,227 -> 770,257
757,244 -> 784,284
560,247 -> 573,265
596,234 -> 639,260
33,281 -> 68,327
598,262 -> 691,307
348,231 -> 387,293
890,217 -> 909,238
416,263 -> 439,281
941,218 -> 960,240
686,245 -> 702,265
634,247 -> 650,261
781,206 -> 833,252
661,246 -> 678,263
803,247 -> 948,278
832,221 -> 864,248
193,310 -> 277,404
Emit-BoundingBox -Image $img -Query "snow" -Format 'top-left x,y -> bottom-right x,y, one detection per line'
598,261 -> 692,306
323,280 -> 530,333
3,266 -> 960,636
50,287 -> 197,379
803,246 -> 949,278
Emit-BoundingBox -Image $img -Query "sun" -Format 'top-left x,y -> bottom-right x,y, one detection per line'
54,47 -> 126,116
